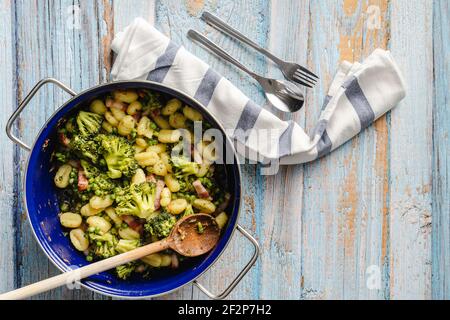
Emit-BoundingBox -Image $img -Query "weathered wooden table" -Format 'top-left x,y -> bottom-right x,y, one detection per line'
0,0 -> 448,300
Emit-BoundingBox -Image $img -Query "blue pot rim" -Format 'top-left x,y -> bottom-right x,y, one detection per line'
23,80 -> 243,299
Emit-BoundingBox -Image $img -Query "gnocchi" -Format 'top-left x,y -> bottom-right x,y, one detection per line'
127,101 -> 143,115
81,203 -> 103,217
60,212 -> 82,228
118,115 -> 136,136
89,195 -> 113,209
104,111 -> 119,126
192,199 -> 216,214
131,168 -> 147,185
54,164 -> 72,188
151,115 -> 171,129
113,90 -> 138,103
215,212 -> 228,229
161,99 -> 182,116
169,112 -> 186,129
70,229 -> 89,251
167,198 -> 188,215
135,151 -> 160,167
119,227 -> 141,240
164,174 -> 181,192
86,216 -> 112,234
137,116 -> 154,138
158,129 -> 181,144
160,187 -> 171,207
111,107 -> 126,121
183,106 -> 203,121
90,99 -> 107,115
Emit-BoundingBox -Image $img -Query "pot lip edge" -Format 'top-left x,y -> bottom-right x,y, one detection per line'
22,80 -> 245,299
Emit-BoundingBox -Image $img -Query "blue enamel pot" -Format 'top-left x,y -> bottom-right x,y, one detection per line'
6,78 -> 259,299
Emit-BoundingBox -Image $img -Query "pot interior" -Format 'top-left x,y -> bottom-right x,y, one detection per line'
25,81 -> 241,298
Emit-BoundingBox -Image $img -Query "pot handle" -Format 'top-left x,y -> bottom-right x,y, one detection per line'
6,78 -> 77,151
193,224 -> 260,300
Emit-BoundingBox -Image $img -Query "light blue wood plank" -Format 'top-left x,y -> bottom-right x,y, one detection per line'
152,0 -> 269,300
255,0 -> 309,299
301,0 -> 391,299
112,0 -> 194,300
389,0 -> 433,299
0,0 -> 16,293
13,0 -> 112,299
432,0 -> 450,300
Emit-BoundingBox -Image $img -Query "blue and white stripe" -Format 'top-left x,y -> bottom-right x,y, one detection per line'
111,18 -> 406,165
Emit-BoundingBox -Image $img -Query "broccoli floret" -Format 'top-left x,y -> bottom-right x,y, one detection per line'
77,111 -> 103,137
172,156 -> 199,176
141,90 -> 162,112
197,222 -> 204,234
116,263 -> 136,280
183,204 -> 194,217
97,134 -> 138,179
80,159 -> 99,177
116,239 -> 141,254
54,151 -> 70,163
79,160 -> 116,196
144,211 -> 176,239
115,183 -> 155,218
70,134 -> 100,163
88,232 -> 118,259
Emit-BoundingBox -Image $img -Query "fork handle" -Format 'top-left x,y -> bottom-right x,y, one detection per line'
202,11 -> 283,65
187,30 -> 258,79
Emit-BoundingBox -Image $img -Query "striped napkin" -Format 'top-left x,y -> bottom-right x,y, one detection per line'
111,18 -> 406,168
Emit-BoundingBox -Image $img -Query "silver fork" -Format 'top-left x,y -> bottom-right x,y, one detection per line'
202,11 -> 318,88
188,29 -> 304,113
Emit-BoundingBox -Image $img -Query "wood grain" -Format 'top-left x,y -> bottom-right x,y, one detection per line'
1,0 -> 447,300
431,0 -> 449,300
12,0 -> 112,299
389,0 -> 434,300
0,0 -> 16,293
254,0 -> 310,299
301,0 -> 392,299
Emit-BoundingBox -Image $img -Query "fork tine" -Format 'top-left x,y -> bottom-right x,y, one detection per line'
298,66 -> 319,79
291,74 -> 313,88
293,73 -> 315,87
294,69 -> 318,83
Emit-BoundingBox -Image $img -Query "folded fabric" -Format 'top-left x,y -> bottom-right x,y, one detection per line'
111,18 -> 406,165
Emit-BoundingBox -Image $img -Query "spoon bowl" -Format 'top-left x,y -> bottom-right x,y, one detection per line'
258,77 -> 305,112
169,214 -> 221,257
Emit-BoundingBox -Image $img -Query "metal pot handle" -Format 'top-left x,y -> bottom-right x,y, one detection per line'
6,78 -> 76,151
193,224 -> 260,300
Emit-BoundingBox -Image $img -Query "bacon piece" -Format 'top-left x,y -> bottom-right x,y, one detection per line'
122,215 -> 144,234
111,100 -> 126,110
171,253 -> 179,269
146,174 -> 156,184
105,97 -> 113,108
153,180 -> 165,210
58,132 -> 70,147
214,192 -> 231,216
68,159 -> 81,169
77,170 -> 88,192
132,112 -> 142,122
193,180 -> 210,198
151,109 -> 160,117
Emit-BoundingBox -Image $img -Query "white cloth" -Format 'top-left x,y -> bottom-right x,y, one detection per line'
111,18 -> 406,165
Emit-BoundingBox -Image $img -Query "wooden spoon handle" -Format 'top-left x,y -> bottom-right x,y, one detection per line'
0,239 -> 170,300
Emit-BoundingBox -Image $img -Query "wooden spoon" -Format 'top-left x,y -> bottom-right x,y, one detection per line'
0,214 -> 220,300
